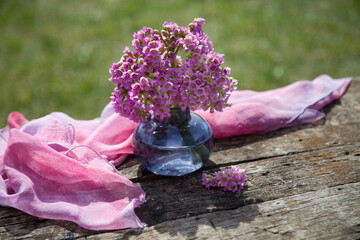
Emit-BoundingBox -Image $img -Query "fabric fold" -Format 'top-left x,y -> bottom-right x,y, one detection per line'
0,129 -> 146,230
196,75 -> 352,138
0,75 -> 352,230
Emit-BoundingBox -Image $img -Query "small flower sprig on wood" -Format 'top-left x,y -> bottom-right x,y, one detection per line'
109,18 -> 237,123
202,166 -> 247,192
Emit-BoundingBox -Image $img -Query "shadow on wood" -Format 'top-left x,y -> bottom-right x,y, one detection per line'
131,159 -> 260,238
0,207 -> 94,239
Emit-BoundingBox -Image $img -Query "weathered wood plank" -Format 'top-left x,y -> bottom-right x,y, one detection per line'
0,209 -> 93,240
83,182 -> 360,240
132,143 -> 360,226
0,143 -> 358,239
118,121 -> 360,181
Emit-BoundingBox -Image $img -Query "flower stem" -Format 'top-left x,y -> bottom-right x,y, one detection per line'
169,108 -> 210,163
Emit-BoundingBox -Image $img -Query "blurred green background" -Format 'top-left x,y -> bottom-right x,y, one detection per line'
1,0 -> 359,126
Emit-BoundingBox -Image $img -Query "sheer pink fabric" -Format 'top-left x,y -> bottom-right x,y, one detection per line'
196,75 -> 352,138
0,75 -> 352,230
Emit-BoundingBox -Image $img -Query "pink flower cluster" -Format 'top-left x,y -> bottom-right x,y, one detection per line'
109,18 -> 237,122
202,166 -> 247,192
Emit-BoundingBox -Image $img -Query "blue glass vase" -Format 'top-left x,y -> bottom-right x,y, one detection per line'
132,107 -> 214,176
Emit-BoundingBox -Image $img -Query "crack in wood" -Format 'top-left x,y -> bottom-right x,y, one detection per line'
208,219 -> 216,230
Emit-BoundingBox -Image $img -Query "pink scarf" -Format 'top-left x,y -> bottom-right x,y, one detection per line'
0,75 -> 352,230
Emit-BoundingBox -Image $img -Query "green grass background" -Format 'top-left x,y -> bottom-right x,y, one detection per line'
1,0 -> 359,126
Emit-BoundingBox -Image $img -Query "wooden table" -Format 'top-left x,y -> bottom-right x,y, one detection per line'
1,78 -> 359,240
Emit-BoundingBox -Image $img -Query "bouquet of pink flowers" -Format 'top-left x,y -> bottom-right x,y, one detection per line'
109,18 -> 237,122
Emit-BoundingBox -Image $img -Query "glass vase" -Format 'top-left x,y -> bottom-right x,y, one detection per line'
132,107 -> 214,176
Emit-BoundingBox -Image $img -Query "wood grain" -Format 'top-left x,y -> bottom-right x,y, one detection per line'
132,143 -> 360,227
83,182 -> 360,240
